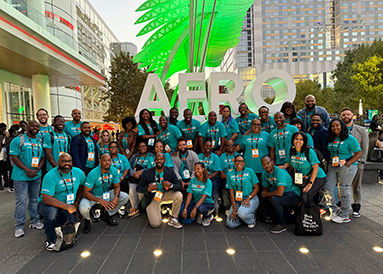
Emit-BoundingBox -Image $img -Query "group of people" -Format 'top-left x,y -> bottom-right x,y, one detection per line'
4,94 -> 370,251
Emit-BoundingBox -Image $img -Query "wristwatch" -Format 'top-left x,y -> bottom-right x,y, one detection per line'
248,195 -> 252,199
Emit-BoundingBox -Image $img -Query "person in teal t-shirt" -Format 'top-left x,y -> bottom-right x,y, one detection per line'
226,155 -> 259,229
198,111 -> 227,156
39,153 -> 86,249
10,120 -> 45,237
157,116 -> 182,153
283,132 -> 326,208
240,119 -> 270,175
261,156 -> 301,234
150,140 -> 174,168
64,109 -> 82,138
268,112 -> 299,166
323,119 -> 362,224
177,108 -> 200,151
97,130 -> 111,156
36,108 -> 53,142
235,103 -> 259,138
290,118 -> 314,146
79,154 -> 129,233
280,102 -> 301,125
259,106 -> 277,133
182,162 -> 215,226
137,109 -> 160,148
222,106 -> 240,145
43,115 -> 70,171
109,141 -> 131,196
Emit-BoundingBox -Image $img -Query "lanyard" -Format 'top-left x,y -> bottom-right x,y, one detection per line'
226,153 -> 235,169
251,133 -> 260,149
348,125 -> 353,134
59,171 -> 74,194
331,139 -> 341,156
276,127 -> 286,149
179,152 -> 189,171
235,169 -> 244,191
28,136 -> 40,158
138,154 -> 148,166
122,132 -> 129,147
112,155 -> 121,169
208,124 -> 217,142
268,170 -> 276,186
101,172 -> 110,193
86,137 -> 94,151
54,132 -> 67,152
155,171 -> 163,185
203,155 -> 212,169
101,144 -> 109,154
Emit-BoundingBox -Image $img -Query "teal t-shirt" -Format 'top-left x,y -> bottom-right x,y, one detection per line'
10,134 -> 45,181
268,124 -> 299,165
85,166 -> 120,197
219,152 -> 239,174
241,131 -> 270,173
261,116 -> 277,133
177,119 -> 201,142
226,167 -> 258,199
134,153 -> 153,169
111,153 -> 131,174
40,167 -> 86,203
157,125 -> 182,152
64,121 -> 82,138
285,115 -> 302,125
288,149 -> 326,179
38,125 -> 52,143
43,131 -> 70,171
149,152 -> 174,168
222,119 -> 240,144
138,122 -> 158,136
97,143 -> 110,156
235,113 -> 259,135
121,132 -> 130,152
84,136 -> 96,168
327,136 -> 361,165
187,178 -> 214,204
306,110 -> 315,128
307,133 -> 314,147
198,153 -> 221,174
198,121 -> 227,149
262,166 -> 301,197
154,170 -> 165,193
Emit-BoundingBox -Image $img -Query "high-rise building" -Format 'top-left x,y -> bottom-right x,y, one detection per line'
222,0 -> 383,90
0,0 -> 137,125
110,42 -> 138,57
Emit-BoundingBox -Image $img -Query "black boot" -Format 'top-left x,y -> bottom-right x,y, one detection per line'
83,219 -> 91,234
101,212 -> 118,226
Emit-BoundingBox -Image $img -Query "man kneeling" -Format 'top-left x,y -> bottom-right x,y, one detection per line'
39,153 -> 86,251
79,154 -> 129,233
138,153 -> 183,228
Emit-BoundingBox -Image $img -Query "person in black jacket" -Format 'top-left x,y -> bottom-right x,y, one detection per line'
308,113 -> 330,161
70,122 -> 99,175
137,153 -> 183,229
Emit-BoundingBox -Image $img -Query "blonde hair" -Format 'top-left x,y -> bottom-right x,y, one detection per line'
98,130 -> 111,146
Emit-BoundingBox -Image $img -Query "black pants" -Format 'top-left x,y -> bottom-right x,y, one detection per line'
0,160 -> 9,187
302,177 -> 326,208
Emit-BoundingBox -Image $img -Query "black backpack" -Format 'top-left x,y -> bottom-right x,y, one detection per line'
304,146 -> 327,173
54,222 -> 80,251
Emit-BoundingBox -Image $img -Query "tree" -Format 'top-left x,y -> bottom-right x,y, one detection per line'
293,80 -> 321,111
103,51 -> 148,122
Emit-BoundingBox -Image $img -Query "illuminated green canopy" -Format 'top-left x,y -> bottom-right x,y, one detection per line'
133,0 -> 254,83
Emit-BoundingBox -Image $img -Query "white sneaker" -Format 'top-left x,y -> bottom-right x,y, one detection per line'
248,223 -> 256,229
15,228 -> 24,238
202,214 -> 214,227
168,217 -> 182,229
332,215 -> 351,224
45,241 -> 55,251
352,211 -> 361,218
329,208 -> 341,220
29,222 -> 44,230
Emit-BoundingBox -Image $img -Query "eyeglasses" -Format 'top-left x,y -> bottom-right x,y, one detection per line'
226,144 -> 235,147
252,123 -> 262,126
109,146 -> 118,149
235,160 -> 245,163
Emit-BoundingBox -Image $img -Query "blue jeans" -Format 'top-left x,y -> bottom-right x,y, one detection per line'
226,196 -> 259,229
14,178 -> 41,229
324,164 -> 357,218
211,176 -> 222,211
185,200 -> 215,218
270,191 -> 300,226
38,202 -> 74,243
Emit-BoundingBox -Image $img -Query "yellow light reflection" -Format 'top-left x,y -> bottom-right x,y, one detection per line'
226,248 -> 236,255
80,250 -> 91,258
153,249 -> 163,257
299,247 -> 309,254
162,218 -> 169,223
373,246 -> 383,253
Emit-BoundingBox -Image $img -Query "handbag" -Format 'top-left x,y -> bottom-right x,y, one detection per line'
294,203 -> 323,236
368,148 -> 383,162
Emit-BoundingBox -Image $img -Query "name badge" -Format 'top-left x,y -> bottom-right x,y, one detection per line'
235,191 -> 243,201
117,169 -> 120,174
31,157 -> 39,168
183,169 -> 190,179
154,190 -> 163,202
103,192 -> 110,201
295,173 -> 303,185
164,144 -> 171,153
332,156 -> 340,167
278,149 -> 286,158
212,140 -> 216,147
66,193 -> 74,205
88,152 -> 94,161
186,139 -> 193,148
125,148 -> 130,155
252,149 -> 259,158
148,138 -> 155,146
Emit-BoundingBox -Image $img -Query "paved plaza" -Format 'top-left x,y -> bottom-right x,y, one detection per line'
1,180 -> 382,274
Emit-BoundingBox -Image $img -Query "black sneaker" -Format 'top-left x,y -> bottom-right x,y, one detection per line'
45,240 -> 55,251
83,219 -> 91,234
270,224 -> 287,234
101,212 -> 118,226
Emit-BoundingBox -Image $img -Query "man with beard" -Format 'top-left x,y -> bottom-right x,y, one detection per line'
297,95 -> 330,131
157,116 -> 182,153
43,115 -> 70,171
70,122 -> 99,175
79,154 -> 129,233
138,153 -> 183,228
177,109 -> 201,151
258,106 -> 277,133
198,111 -> 227,156
168,107 -> 179,126
308,113 -> 330,161
10,120 -> 45,238
340,108 -> 368,218
268,112 -> 298,166
64,109 -> 82,138
39,153 -> 86,251
171,137 -> 200,191
235,103 -> 258,136
36,108 -> 53,142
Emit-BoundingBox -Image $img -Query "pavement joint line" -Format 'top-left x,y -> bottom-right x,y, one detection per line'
123,221 -> 147,274
201,218 -> 212,274
151,220 -> 166,274
221,222 -> 239,271
180,220 -> 184,274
